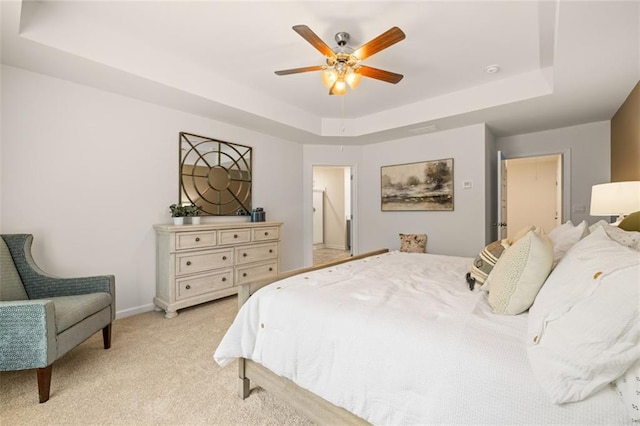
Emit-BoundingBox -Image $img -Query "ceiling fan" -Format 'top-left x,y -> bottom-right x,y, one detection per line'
275,25 -> 406,96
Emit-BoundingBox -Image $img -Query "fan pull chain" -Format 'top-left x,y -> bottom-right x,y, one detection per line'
341,96 -> 346,134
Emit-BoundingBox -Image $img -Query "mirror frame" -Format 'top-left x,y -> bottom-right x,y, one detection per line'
179,132 -> 252,216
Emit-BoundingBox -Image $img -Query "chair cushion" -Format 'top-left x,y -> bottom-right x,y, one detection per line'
50,293 -> 112,333
0,238 -> 28,301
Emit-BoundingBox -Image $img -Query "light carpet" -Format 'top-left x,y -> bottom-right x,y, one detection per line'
0,296 -> 312,425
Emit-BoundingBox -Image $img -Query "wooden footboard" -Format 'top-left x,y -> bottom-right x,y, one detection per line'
236,249 -> 388,425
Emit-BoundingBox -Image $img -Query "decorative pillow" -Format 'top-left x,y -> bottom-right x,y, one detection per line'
466,225 -> 539,291
619,211 -> 640,232
399,234 -> 427,253
548,220 -> 588,265
527,227 -> 640,403
483,231 -> 553,315
589,220 -> 640,250
467,239 -> 510,290
613,358 -> 640,422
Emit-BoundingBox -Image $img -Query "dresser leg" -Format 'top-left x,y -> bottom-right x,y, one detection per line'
164,310 -> 178,319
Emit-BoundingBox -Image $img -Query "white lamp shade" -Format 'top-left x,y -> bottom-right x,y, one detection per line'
590,181 -> 640,216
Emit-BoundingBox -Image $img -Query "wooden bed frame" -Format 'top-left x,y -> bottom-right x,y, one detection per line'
236,249 -> 389,425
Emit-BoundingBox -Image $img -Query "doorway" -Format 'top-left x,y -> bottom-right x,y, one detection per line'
498,153 -> 564,239
312,166 -> 352,265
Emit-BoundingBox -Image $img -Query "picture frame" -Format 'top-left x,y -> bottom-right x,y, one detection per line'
381,158 -> 454,211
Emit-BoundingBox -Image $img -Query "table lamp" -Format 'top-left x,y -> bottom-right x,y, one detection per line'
590,181 -> 640,225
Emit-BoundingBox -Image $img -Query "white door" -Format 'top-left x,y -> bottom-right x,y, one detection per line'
505,154 -> 562,236
313,190 -> 324,245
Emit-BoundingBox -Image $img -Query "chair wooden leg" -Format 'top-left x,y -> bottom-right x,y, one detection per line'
37,365 -> 53,403
102,323 -> 112,349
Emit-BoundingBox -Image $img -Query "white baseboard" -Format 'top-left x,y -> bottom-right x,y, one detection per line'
115,303 -> 155,320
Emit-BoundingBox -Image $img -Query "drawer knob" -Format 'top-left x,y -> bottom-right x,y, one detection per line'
222,277 -> 227,282
222,256 -> 227,261
269,249 -> 273,253
264,232 -> 269,236
243,272 -> 247,277
186,261 -> 192,266
269,267 -> 273,271
234,234 -> 238,239
185,285 -> 191,290
243,253 -> 248,257
195,237 -> 200,242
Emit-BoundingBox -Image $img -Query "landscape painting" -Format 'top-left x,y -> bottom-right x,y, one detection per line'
381,158 -> 454,211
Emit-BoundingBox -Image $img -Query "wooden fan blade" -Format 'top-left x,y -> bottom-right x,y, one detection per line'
357,65 -> 404,84
274,65 -> 324,76
292,25 -> 336,59
353,27 -> 406,60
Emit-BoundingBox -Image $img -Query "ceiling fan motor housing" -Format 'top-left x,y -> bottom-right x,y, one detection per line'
335,31 -> 350,46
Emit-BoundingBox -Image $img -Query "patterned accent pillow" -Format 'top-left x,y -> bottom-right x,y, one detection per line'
589,221 -> 640,250
399,234 -> 427,253
467,239 -> 510,290
484,231 -> 553,315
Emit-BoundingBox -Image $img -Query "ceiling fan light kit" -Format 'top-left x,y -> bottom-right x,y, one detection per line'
275,25 -> 406,96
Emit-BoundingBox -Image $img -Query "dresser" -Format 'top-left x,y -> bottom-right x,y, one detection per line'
153,221 -> 282,318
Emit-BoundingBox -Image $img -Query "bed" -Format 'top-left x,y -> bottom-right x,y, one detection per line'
214,224 -> 638,425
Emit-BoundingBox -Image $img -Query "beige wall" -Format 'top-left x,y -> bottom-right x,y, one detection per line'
611,81 -> 640,181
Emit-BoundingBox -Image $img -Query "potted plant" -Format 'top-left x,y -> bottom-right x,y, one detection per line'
169,204 -> 188,225
185,203 -> 201,225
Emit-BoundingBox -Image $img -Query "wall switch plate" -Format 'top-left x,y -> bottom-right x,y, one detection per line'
463,180 -> 473,189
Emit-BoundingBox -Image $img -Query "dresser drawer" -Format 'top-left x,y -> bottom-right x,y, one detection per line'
236,242 -> 278,265
176,269 -> 233,300
176,231 -> 217,251
218,228 -> 251,245
236,260 -> 278,285
176,248 -> 234,276
252,226 -> 280,242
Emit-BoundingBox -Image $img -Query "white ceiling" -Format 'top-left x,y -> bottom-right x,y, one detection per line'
1,0 -> 638,144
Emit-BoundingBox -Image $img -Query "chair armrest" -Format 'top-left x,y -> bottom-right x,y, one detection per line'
28,274 -> 115,299
0,301 -> 57,370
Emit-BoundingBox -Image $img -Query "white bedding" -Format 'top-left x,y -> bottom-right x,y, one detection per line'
214,251 -> 628,425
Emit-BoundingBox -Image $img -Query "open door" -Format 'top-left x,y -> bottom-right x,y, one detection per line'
498,152 -> 564,238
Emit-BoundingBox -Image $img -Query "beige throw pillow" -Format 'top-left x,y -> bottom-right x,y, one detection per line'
485,231 -> 553,315
399,233 -> 427,253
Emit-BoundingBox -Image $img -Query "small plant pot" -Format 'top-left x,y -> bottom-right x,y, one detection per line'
173,217 -> 184,225
190,217 -> 201,225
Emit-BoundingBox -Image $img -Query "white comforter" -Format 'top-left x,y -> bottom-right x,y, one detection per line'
214,251 -> 628,425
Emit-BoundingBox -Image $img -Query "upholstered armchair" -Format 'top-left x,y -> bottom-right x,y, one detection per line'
0,234 -> 115,403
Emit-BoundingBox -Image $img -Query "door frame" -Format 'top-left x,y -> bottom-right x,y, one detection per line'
306,165 -> 356,266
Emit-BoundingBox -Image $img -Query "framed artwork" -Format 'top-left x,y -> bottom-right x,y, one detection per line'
381,158 -> 454,211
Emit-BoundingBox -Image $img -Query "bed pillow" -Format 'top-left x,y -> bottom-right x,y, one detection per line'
483,230 -> 553,315
589,220 -> 640,250
613,358 -> 640,423
619,211 -> 640,232
548,220 -> 588,264
527,227 -> 640,404
399,234 -> 427,253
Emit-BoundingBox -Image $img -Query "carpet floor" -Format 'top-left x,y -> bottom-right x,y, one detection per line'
0,296 -> 312,425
